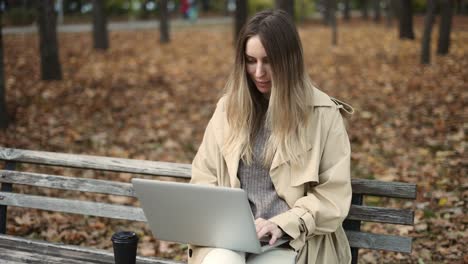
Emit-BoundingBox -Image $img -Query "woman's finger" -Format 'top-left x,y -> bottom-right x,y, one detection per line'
254,218 -> 267,233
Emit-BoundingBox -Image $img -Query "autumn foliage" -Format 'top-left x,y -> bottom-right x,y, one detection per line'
0,18 -> 466,263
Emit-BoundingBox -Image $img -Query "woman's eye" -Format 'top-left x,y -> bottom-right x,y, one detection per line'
246,58 -> 256,64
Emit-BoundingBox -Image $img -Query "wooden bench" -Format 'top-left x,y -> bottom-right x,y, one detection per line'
0,147 -> 417,263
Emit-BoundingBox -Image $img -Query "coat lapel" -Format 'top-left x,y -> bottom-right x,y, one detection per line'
269,88 -> 334,172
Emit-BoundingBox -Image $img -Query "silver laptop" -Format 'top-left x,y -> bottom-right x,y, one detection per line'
131,178 -> 289,254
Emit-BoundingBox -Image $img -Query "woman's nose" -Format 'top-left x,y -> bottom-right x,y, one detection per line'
255,63 -> 265,77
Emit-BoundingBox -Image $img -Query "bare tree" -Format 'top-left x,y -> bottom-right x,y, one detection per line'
374,0 -> 381,22
421,0 -> 437,64
385,0 -> 397,27
37,0 -> 62,80
343,0 -> 351,21
399,0 -> 415,39
234,0 -> 247,44
160,0 -> 170,43
322,0 -> 331,25
275,0 -> 295,19
92,0 -> 109,50
330,0 -> 338,45
361,0 -> 369,19
0,9 -> 8,129
437,0 -> 454,54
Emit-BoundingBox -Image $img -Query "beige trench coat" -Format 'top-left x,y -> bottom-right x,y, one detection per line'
188,87 -> 352,264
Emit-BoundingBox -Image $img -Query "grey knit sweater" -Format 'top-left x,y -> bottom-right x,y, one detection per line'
238,122 -> 290,220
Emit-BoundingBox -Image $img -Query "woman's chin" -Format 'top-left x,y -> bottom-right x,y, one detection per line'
256,85 -> 271,95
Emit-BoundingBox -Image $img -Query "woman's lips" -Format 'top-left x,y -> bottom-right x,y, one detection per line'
255,80 -> 271,87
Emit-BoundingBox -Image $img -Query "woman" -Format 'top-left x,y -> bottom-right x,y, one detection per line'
189,9 -> 352,264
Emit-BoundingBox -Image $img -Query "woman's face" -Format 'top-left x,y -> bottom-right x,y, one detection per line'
245,35 -> 272,95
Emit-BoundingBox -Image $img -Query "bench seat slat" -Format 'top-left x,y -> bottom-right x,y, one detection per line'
347,205 -> 414,225
345,230 -> 412,253
0,170 -> 136,197
0,246 -> 100,264
351,178 -> 417,199
0,192 -> 146,222
0,234 -> 181,264
0,147 -> 191,179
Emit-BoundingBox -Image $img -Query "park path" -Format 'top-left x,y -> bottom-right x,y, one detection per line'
2,16 -> 232,35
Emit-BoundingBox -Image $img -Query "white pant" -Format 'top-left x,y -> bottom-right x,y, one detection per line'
202,248 -> 297,264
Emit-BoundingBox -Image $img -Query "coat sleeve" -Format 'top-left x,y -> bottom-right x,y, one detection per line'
269,109 -> 352,251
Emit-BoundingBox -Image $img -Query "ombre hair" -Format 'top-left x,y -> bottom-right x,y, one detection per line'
224,9 -> 315,166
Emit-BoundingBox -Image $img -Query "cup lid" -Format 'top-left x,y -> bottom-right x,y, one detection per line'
111,231 -> 139,243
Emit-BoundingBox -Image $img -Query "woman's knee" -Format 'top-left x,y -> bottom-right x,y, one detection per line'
202,248 -> 246,264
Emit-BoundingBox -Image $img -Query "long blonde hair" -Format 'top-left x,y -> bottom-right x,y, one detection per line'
224,10 -> 315,167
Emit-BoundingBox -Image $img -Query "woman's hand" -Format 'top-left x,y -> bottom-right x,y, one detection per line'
255,218 -> 284,245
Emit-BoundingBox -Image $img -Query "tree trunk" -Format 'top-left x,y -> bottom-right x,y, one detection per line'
437,0 -> 454,55
421,0 -> 437,64
399,0 -> 415,39
92,0 -> 109,50
275,0 -> 295,20
362,0 -> 369,19
201,0 -> 210,11
385,0 -> 396,27
37,0 -> 62,80
160,0 -> 170,43
374,0 -> 381,22
234,0 -> 247,44
0,9 -> 8,129
343,0 -> 351,21
330,0 -> 338,45
323,0 -> 331,25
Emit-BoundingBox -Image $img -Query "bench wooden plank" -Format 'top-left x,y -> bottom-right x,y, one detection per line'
0,234 -> 183,264
345,230 -> 412,253
0,147 -> 191,179
0,247 -> 101,264
0,171 -> 415,226
0,192 -> 146,222
0,148 -> 417,199
0,191 -> 414,226
351,178 -> 417,199
347,205 -> 414,225
0,170 -> 416,202
0,170 -> 137,197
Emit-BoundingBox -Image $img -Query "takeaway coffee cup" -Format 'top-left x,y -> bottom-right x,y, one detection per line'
111,231 -> 139,264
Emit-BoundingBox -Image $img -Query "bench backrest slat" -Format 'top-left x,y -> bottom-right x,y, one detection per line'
0,170 -> 136,197
0,148 -> 191,179
347,205 -> 414,225
0,192 -> 146,222
351,179 -> 417,199
0,148 -> 417,198
0,184 -> 412,226
345,230 -> 412,253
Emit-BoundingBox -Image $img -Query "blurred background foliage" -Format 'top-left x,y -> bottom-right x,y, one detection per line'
3,0 -> 465,26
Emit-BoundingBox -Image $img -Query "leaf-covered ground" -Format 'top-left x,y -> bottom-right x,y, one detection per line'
1,17 -> 466,263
